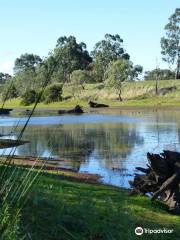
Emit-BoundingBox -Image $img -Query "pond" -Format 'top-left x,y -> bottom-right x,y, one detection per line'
0,109 -> 180,188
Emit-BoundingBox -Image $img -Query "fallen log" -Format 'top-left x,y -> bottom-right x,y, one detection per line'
88,101 -> 109,108
58,105 -> 84,114
130,150 -> 180,214
0,108 -> 13,115
0,139 -> 30,149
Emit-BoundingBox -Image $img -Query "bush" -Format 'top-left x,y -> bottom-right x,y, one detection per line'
44,84 -> 63,103
21,90 -> 37,105
2,83 -> 18,101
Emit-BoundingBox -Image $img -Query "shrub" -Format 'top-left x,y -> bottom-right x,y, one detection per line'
2,83 -> 18,101
44,84 -> 63,103
21,89 -> 37,105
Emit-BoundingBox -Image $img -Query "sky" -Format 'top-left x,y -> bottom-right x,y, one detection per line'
0,0 -> 179,75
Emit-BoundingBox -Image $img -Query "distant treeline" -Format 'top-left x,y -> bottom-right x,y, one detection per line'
0,34 -> 144,103
0,23 -> 179,104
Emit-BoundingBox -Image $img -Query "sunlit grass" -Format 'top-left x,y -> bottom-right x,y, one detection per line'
22,170 -> 180,240
2,80 -> 180,109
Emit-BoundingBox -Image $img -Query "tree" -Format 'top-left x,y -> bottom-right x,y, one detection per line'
44,83 -> 63,103
161,8 -> 180,79
13,70 -> 37,95
0,72 -> 11,84
106,59 -> 132,101
91,34 -> 130,81
130,65 -> 143,80
144,69 -> 175,80
70,70 -> 94,98
53,36 -> 92,82
2,82 -> 18,100
21,89 -> 37,105
14,53 -> 42,73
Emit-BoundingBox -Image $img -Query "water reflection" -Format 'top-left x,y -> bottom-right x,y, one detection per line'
15,123 -> 144,173
0,110 -> 180,188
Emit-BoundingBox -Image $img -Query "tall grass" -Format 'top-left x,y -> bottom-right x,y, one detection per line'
0,58 -> 59,239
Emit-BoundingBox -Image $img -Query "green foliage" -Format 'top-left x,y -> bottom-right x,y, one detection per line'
53,36 -> 92,82
70,70 -> 95,98
13,70 -> 38,96
2,82 -> 18,100
0,72 -> 12,84
0,203 -> 23,240
14,53 -> 42,73
145,68 -> 175,80
21,89 -> 37,105
106,59 -> 132,101
44,83 -> 63,103
131,65 -> 143,80
161,8 -> 180,79
91,34 -> 130,81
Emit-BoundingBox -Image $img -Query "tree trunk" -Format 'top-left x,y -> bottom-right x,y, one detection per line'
155,78 -> 158,95
175,54 -> 180,79
118,89 -> 122,101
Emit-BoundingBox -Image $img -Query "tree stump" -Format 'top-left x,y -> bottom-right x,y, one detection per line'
129,150 -> 180,214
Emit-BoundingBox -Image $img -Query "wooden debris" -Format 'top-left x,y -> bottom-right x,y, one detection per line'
0,108 -> 13,114
58,105 -> 84,114
0,139 -> 29,149
130,150 -> 180,214
88,101 -> 109,108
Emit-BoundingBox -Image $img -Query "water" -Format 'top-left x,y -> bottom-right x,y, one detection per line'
0,109 -> 180,188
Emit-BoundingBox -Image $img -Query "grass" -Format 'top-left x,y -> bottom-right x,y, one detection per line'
2,79 -> 180,109
21,169 -> 180,240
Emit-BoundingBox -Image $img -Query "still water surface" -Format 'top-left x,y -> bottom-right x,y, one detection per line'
0,109 -> 180,188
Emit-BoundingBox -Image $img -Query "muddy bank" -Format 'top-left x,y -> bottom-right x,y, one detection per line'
0,155 -> 101,183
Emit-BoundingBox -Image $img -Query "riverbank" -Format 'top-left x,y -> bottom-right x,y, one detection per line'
0,155 -> 101,183
3,97 -> 180,114
1,156 -> 180,239
24,167 -> 180,240
2,80 -> 180,111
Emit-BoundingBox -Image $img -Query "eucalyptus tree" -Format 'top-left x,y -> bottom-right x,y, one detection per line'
0,72 -> 12,84
91,34 -> 130,81
144,69 -> 175,80
161,8 -> 180,79
14,53 -> 42,73
13,53 -> 42,94
53,36 -> 92,82
106,59 -> 132,101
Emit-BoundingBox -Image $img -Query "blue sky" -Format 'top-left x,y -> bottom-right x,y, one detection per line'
0,0 -> 179,74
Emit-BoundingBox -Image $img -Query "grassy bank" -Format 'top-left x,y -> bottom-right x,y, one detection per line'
2,80 -> 180,109
22,169 -> 180,240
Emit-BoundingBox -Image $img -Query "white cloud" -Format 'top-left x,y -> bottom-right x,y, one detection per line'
0,61 -> 14,74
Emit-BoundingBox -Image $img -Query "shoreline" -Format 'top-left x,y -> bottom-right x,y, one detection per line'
0,155 -> 129,190
0,155 -> 102,184
10,104 -> 180,114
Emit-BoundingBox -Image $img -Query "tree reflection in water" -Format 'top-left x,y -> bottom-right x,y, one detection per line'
15,123 -> 144,173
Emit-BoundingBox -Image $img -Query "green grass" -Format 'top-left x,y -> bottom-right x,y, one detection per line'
2,80 -> 180,109
22,171 -> 180,240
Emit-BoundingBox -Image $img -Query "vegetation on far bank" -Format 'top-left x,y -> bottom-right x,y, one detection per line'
2,80 -> 180,109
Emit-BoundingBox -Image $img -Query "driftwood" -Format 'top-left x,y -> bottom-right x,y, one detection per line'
88,101 -> 109,108
0,139 -> 29,149
0,108 -> 13,115
58,105 -> 84,114
129,150 -> 180,214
